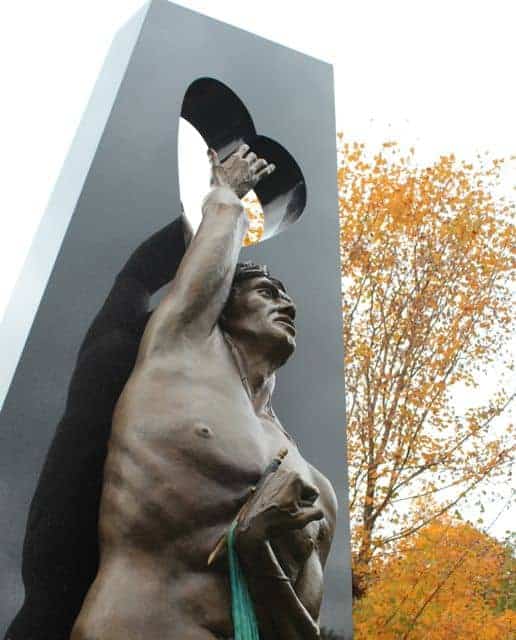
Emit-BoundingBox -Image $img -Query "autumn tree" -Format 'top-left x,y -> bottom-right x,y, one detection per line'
352,516 -> 516,639
495,533 -> 516,615
338,138 -> 515,595
243,191 -> 265,245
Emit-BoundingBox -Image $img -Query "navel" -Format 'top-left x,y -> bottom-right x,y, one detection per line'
193,421 -> 214,439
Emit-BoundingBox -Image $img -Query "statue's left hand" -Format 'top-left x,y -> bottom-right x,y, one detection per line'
236,468 -> 323,553
208,144 -> 275,199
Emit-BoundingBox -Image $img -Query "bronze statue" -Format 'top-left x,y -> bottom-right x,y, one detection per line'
68,144 -> 337,640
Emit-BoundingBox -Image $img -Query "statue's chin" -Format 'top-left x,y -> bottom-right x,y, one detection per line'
270,333 -> 296,369
224,325 -> 296,367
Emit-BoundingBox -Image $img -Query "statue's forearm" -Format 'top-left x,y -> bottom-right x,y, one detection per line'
238,539 -> 320,640
171,186 -> 246,318
138,187 -> 246,353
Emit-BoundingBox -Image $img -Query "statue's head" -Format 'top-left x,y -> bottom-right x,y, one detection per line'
220,262 -> 296,367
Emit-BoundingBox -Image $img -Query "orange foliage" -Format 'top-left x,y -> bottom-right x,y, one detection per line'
338,136 -> 516,595
353,517 -> 516,639
243,190 -> 264,245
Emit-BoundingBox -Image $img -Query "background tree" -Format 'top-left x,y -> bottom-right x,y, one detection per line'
242,191 -> 265,245
338,137 -> 515,596
352,516 -> 516,639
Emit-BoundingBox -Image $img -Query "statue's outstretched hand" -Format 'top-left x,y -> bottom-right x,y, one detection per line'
236,468 -> 323,552
208,144 -> 275,199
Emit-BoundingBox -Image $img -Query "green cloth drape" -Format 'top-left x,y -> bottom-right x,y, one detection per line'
227,521 -> 261,640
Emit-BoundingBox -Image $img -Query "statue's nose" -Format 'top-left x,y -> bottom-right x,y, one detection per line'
277,300 -> 296,321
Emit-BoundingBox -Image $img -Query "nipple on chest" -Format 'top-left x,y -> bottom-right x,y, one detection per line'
193,422 -> 214,439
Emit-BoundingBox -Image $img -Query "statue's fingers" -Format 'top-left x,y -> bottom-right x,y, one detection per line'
272,472 -> 304,508
289,475 -> 319,508
207,148 -> 221,167
246,151 -> 257,164
292,506 -> 324,529
298,481 -> 320,507
256,164 -> 276,181
236,143 -> 250,158
251,158 -> 268,173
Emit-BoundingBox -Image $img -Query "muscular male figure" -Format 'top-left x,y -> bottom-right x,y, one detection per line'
71,145 -> 337,640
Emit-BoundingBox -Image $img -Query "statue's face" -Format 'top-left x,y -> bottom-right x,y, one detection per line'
222,276 -> 297,364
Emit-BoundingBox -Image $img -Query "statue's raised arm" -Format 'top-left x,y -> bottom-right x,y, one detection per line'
139,144 -> 275,356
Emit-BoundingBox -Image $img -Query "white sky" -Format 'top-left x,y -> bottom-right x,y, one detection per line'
0,0 -> 514,537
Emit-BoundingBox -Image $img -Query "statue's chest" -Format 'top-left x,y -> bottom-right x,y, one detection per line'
133,399 -> 317,532
130,337 -> 308,494
154,406 -> 306,493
